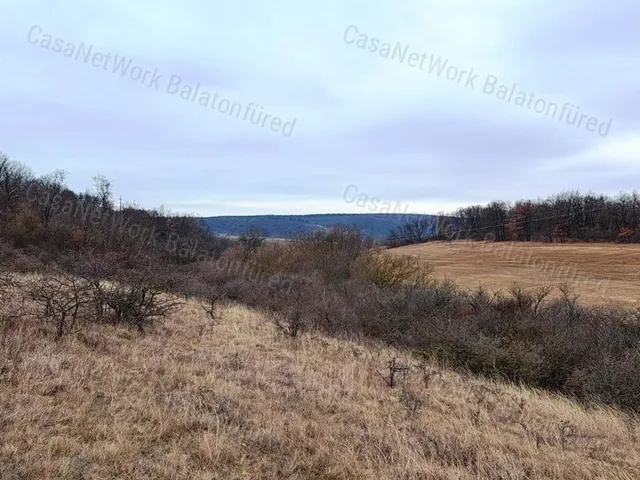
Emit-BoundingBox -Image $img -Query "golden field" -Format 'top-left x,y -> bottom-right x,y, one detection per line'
389,241 -> 640,307
2,299 -> 640,479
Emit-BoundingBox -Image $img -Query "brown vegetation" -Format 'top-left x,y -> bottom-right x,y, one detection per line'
386,190 -> 640,246
4,225 -> 640,413
389,241 -> 640,307
3,152 -> 640,478
2,300 -> 640,479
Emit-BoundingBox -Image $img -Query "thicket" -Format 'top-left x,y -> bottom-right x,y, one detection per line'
2,151 -> 640,412
168,230 -> 640,412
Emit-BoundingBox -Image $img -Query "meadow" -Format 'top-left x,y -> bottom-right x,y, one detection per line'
390,241 -> 640,307
2,299 -> 639,479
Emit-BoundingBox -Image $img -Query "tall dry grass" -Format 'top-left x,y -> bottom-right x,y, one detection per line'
1,298 -> 639,479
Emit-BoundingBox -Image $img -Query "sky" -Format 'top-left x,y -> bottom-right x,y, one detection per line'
1,0 -> 639,217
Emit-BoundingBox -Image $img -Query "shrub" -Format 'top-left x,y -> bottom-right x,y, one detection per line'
292,226 -> 372,283
28,270 -> 93,338
97,267 -> 183,332
0,268 -> 24,334
237,227 -> 268,257
352,249 -> 434,288
251,242 -> 299,276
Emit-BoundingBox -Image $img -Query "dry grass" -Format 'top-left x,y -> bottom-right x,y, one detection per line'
2,298 -> 640,479
390,241 -> 640,307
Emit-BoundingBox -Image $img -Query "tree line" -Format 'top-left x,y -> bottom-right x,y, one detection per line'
0,152 -> 233,262
386,190 -> 640,246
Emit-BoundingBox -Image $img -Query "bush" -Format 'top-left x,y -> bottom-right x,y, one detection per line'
0,268 -> 24,333
96,267 -> 183,332
250,242 -> 299,276
291,226 -> 372,283
352,249 -> 434,288
28,270 -> 93,338
237,227 -> 268,258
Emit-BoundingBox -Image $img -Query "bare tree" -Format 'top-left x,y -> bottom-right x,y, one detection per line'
99,266 -> 183,332
0,154 -> 33,227
28,271 -> 93,338
33,169 -> 67,232
92,174 -> 113,212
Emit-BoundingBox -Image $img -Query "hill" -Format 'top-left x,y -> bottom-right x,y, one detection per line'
389,241 -> 640,307
2,299 -> 639,479
200,213 -> 439,239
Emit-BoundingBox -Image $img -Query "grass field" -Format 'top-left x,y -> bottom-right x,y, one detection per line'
388,241 -> 640,307
2,300 -> 640,479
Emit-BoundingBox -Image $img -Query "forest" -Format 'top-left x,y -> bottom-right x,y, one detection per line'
386,191 -> 640,246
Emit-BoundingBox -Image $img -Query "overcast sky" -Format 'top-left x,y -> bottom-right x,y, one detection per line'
1,1 -> 638,217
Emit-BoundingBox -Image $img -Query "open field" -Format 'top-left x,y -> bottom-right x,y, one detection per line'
389,241 -> 640,307
2,300 -> 640,479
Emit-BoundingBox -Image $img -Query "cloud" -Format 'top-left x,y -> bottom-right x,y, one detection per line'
0,0 -> 638,215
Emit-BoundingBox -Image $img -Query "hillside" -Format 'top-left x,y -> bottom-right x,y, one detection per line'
2,300 -> 639,479
200,213 -> 439,239
390,241 -> 640,307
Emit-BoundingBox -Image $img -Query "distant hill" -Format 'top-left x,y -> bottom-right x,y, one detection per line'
200,213 -> 439,239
